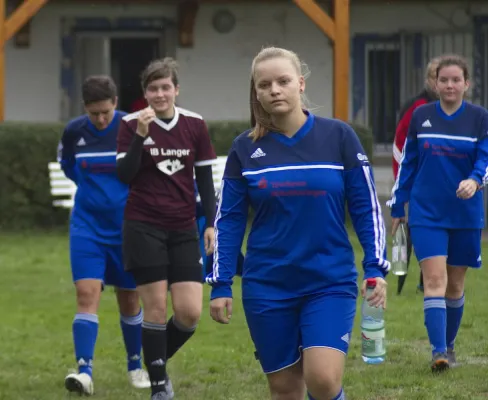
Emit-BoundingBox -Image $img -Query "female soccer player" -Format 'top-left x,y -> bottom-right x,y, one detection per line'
392,56 -> 441,295
116,58 -> 217,400
389,54 -> 488,372
207,47 -> 389,400
58,75 -> 149,395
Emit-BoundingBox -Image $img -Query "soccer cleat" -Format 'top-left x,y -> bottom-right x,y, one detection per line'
65,372 -> 94,396
447,348 -> 458,367
151,389 -> 174,400
128,368 -> 151,389
164,372 -> 175,398
431,352 -> 449,373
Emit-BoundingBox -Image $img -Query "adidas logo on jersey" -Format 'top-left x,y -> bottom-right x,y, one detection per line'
143,136 -> 155,145
251,148 -> 266,158
422,119 -> 432,128
76,137 -> 86,146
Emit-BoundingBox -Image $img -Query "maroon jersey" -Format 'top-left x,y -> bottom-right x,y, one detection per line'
117,107 -> 217,229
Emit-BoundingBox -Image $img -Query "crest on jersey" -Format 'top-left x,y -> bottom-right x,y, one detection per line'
157,159 -> 185,175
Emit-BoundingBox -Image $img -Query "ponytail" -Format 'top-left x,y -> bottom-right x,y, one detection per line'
248,78 -> 275,142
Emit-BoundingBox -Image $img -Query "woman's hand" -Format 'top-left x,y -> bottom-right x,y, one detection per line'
456,179 -> 479,200
361,277 -> 387,309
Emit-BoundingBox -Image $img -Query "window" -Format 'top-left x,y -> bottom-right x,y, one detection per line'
366,45 -> 400,147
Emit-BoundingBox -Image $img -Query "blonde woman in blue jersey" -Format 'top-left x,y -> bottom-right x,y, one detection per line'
389,55 -> 488,372
206,46 -> 389,400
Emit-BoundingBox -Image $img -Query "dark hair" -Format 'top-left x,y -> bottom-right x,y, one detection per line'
436,54 -> 470,81
141,57 -> 179,90
82,75 -> 117,105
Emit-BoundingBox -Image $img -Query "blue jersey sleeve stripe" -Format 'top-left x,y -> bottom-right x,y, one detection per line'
417,133 -> 477,142
242,164 -> 344,176
75,151 -> 117,158
362,166 -> 389,272
206,178 -> 249,299
482,166 -> 488,186
387,136 -> 418,216
207,180 -> 225,284
469,135 -> 488,187
389,136 -> 411,206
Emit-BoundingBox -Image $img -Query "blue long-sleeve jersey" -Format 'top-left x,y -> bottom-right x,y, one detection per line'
57,111 -> 128,244
388,101 -> 488,229
206,113 -> 390,301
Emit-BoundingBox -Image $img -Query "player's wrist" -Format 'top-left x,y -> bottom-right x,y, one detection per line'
210,285 -> 233,300
390,205 -> 405,219
467,177 -> 481,190
364,269 -> 387,280
135,130 -> 148,138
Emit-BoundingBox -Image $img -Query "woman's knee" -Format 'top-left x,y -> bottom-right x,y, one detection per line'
267,362 -> 305,400
116,289 -> 141,316
171,282 -> 203,327
75,279 -> 102,313
446,266 -> 467,298
421,257 -> 448,295
303,348 -> 344,400
137,281 -> 168,323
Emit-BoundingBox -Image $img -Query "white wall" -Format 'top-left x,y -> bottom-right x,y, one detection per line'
5,3 -> 175,122
4,1 -> 488,122
176,3 -> 332,121
4,2 -> 332,122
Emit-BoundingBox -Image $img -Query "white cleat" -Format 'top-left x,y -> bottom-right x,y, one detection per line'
128,368 -> 151,389
65,372 -> 94,396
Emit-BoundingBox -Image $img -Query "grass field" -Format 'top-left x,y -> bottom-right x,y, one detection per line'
2,231 -> 488,400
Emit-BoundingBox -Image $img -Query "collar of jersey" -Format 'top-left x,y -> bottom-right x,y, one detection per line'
269,111 -> 314,146
153,106 -> 180,131
86,110 -> 120,136
435,100 -> 465,121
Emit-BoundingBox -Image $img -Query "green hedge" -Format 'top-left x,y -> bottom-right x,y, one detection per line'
0,122 -> 69,230
208,121 -> 374,161
0,120 -> 373,230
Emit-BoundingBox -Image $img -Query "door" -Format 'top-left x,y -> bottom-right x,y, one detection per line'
72,32 -> 164,117
73,36 -> 111,116
110,38 -> 161,112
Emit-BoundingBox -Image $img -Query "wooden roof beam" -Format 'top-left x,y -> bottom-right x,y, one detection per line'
293,0 -> 350,122
293,0 -> 335,42
178,0 -> 200,48
6,0 -> 49,42
0,0 -> 50,122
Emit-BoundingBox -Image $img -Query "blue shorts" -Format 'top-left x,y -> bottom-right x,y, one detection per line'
243,291 -> 356,374
70,235 -> 137,289
410,226 -> 482,268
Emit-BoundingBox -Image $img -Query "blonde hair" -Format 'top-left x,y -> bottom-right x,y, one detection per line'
249,47 -> 308,141
425,56 -> 442,80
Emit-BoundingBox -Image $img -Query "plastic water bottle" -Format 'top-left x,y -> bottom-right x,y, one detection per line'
361,278 -> 386,364
391,222 -> 408,276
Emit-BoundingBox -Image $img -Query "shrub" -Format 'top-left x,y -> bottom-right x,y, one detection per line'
0,120 -> 373,229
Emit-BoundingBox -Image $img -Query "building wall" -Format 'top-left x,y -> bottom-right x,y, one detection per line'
4,1 -> 488,122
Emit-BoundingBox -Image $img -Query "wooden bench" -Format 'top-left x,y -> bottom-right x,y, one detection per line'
48,156 -> 228,209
